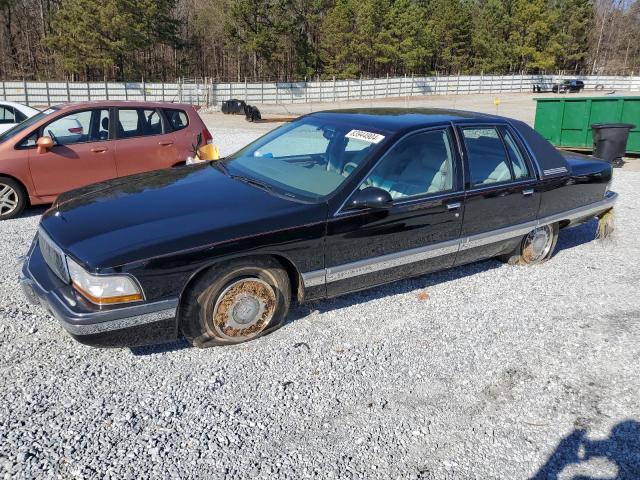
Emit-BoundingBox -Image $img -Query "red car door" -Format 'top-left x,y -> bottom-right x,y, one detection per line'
113,107 -> 179,176
28,108 -> 117,198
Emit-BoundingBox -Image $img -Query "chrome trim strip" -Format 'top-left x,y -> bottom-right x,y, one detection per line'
301,270 -> 326,288
460,221 -> 537,251
300,192 -> 618,287
58,307 -> 176,335
326,239 -> 460,283
543,167 -> 569,176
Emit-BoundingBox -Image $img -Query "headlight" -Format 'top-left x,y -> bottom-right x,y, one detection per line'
66,257 -> 143,305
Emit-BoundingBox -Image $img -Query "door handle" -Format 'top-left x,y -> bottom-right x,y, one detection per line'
447,202 -> 462,211
91,147 -> 108,153
159,141 -> 174,146
522,189 -> 535,196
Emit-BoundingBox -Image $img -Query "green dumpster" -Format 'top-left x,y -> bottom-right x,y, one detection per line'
534,96 -> 640,154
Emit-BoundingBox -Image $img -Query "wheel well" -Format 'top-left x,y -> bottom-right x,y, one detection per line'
0,173 -> 30,206
175,253 -> 303,328
172,161 -> 186,168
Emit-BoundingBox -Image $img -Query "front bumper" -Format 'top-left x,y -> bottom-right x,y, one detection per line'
20,239 -> 179,347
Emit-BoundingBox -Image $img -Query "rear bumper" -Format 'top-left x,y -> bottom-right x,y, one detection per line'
20,239 -> 179,347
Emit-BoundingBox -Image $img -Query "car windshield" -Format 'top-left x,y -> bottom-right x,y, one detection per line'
0,107 -> 57,143
223,117 -> 387,201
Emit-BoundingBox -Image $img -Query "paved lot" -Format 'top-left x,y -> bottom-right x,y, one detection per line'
0,103 -> 639,478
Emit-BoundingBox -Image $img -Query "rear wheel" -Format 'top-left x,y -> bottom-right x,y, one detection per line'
499,223 -> 559,265
181,257 -> 291,348
0,177 -> 27,221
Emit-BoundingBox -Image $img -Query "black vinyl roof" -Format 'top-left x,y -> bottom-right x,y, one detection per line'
307,108 -> 570,178
308,108 -> 507,132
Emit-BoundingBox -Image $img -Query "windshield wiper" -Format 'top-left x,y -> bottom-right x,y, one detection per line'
231,174 -> 275,194
211,160 -> 230,176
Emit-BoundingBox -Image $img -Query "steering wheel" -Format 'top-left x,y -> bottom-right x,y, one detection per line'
342,161 -> 359,176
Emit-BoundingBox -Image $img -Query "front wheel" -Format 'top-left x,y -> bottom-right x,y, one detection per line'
499,223 -> 559,265
0,177 -> 27,221
181,257 -> 291,348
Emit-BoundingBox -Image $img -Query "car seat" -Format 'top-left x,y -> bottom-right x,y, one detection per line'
98,117 -> 109,140
371,133 -> 453,199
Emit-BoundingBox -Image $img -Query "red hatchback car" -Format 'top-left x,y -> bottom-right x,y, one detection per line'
0,101 -> 212,220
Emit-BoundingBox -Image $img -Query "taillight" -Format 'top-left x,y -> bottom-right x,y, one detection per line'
202,128 -> 213,145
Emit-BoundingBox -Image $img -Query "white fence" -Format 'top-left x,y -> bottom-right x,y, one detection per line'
1,75 -> 639,108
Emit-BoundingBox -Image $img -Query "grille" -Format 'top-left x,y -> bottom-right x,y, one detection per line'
38,228 -> 70,283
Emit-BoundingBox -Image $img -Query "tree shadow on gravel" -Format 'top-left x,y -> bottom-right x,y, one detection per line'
532,420 -> 640,479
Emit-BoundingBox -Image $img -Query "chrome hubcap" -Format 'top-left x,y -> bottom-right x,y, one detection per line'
522,225 -> 553,263
0,183 -> 18,217
212,278 -> 276,340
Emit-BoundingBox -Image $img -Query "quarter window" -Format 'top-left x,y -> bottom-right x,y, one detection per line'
164,109 -> 189,131
42,109 -> 110,146
462,127 -> 512,186
117,109 -> 163,138
501,129 -> 530,179
0,106 -> 17,124
361,130 -> 455,199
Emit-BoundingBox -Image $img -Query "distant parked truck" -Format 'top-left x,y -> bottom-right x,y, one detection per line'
551,79 -> 585,93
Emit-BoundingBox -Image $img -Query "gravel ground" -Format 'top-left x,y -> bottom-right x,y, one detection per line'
1,127 -> 639,478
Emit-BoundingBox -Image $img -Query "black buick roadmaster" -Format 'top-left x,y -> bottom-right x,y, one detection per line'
20,109 -> 617,348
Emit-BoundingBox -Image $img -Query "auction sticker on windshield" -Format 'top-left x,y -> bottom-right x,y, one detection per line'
345,129 -> 385,144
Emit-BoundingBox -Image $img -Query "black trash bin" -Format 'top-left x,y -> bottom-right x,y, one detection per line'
591,123 -> 636,168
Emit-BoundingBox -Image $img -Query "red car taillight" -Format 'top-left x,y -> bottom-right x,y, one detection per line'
202,128 -> 213,145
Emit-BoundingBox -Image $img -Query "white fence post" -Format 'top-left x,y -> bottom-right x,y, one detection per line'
66,81 -> 71,102
1,80 -> 5,101
23,79 -> 28,105
45,81 -> 50,105
105,79 -> 110,101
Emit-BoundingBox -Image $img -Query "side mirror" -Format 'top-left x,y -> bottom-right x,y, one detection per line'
36,136 -> 55,154
345,186 -> 393,211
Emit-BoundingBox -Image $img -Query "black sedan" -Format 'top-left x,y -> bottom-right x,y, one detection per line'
20,109 -> 617,348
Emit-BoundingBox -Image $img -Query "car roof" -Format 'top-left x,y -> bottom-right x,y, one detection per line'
307,108 -> 508,132
52,100 -> 196,111
0,100 -> 40,114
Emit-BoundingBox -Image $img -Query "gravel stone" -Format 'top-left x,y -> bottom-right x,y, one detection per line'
0,126 -> 638,478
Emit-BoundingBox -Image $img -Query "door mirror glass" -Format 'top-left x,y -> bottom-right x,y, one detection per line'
36,136 -> 55,154
345,186 -> 393,211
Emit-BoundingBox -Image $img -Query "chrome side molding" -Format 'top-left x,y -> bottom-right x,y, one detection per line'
301,193 -> 617,288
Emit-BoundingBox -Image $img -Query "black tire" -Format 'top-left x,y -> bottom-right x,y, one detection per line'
180,257 -> 291,348
499,223 -> 559,266
0,176 -> 27,221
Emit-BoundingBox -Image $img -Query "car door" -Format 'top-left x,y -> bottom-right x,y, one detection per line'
325,127 -> 464,297
113,107 -> 178,176
27,108 -> 116,198
455,125 -> 540,265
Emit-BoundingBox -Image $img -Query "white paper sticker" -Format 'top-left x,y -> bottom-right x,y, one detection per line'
345,129 -> 385,144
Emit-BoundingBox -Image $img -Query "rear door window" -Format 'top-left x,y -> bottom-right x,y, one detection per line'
462,127 -> 513,186
164,109 -> 189,131
116,108 -> 163,139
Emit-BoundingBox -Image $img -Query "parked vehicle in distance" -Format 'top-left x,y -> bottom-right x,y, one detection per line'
21,109 -> 616,348
0,101 -> 39,134
0,101 -> 212,219
552,79 -> 585,93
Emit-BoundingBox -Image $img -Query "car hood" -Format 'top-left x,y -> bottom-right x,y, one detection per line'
40,163 -> 325,270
